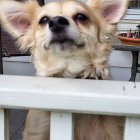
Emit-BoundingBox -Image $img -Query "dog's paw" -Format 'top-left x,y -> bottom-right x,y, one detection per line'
81,67 -> 97,79
95,67 -> 111,80
81,66 -> 111,80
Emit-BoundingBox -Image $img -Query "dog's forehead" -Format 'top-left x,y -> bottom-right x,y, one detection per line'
42,1 -> 88,16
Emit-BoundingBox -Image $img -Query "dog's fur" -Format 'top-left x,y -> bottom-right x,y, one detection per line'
0,0 -> 128,139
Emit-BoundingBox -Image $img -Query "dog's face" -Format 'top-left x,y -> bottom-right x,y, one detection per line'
37,1 -> 97,51
36,0 -> 104,53
0,0 -> 128,78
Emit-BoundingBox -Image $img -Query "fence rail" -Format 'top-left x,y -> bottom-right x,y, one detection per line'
0,75 -> 140,140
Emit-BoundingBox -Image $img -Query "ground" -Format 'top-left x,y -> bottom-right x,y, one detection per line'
10,109 -> 27,140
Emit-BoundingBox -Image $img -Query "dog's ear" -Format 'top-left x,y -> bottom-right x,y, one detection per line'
0,0 -> 40,51
0,0 -> 39,37
86,0 -> 128,24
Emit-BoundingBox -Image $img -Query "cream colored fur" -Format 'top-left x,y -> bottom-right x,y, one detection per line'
0,0 -> 128,139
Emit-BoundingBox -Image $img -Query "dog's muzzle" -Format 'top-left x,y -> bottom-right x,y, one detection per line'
48,16 -> 74,48
48,16 -> 84,50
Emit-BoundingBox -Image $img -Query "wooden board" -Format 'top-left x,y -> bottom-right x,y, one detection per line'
0,75 -> 140,116
124,117 -> 140,140
0,109 -> 4,140
50,112 -> 73,140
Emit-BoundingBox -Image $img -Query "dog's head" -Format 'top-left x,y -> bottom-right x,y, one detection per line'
0,0 -> 128,78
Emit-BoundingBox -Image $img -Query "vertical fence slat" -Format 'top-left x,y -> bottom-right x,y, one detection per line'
124,117 -> 140,140
0,109 -> 4,140
50,112 -> 73,140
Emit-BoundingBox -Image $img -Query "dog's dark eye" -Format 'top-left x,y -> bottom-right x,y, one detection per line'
73,13 -> 88,22
39,16 -> 49,25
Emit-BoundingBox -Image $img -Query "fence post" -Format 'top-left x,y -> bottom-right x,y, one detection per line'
0,109 -> 4,140
124,117 -> 140,140
50,112 -> 73,140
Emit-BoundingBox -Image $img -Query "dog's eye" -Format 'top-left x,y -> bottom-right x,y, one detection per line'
73,13 -> 88,22
39,16 -> 49,25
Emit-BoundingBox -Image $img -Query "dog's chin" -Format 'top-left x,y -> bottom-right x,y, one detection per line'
48,38 -> 85,51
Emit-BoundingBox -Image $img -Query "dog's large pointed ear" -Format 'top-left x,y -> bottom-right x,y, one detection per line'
0,0 -> 39,37
86,0 -> 129,24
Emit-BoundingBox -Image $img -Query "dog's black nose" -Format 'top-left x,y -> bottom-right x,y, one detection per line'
49,16 -> 69,33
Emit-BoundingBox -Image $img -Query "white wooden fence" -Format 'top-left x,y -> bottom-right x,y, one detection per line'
0,75 -> 140,140
118,9 -> 140,32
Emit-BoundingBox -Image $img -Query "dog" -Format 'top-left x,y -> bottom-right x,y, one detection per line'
0,0 -> 128,139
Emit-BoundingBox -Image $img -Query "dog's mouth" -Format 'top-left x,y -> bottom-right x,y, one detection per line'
49,37 -> 85,50
51,38 -> 74,44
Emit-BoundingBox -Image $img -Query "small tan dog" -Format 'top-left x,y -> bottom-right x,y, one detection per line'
0,0 -> 128,139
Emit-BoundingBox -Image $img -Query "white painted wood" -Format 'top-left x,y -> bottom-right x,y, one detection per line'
109,51 -> 132,68
3,55 -> 140,81
0,109 -> 4,140
50,112 -> 73,140
123,14 -> 140,20
3,56 -> 31,63
117,9 -> 140,32
124,117 -> 140,140
117,23 -> 139,31
0,75 -> 140,116
120,20 -> 140,24
127,9 -> 140,15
